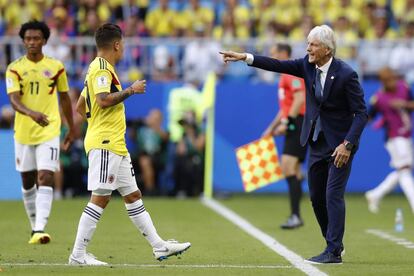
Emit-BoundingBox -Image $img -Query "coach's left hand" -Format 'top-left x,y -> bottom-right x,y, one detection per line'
331,143 -> 351,168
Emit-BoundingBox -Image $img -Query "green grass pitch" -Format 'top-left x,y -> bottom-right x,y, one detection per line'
1,194 -> 414,275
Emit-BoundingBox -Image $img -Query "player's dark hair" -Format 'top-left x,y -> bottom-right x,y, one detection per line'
276,43 -> 292,57
95,23 -> 123,49
19,21 -> 51,41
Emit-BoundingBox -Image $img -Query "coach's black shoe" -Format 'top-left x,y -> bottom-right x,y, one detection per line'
280,214 -> 304,229
305,251 -> 342,264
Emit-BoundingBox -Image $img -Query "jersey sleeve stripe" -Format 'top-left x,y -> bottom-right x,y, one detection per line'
9,69 -> 22,81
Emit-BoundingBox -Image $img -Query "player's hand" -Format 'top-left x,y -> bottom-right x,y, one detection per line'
219,51 -> 247,63
331,143 -> 351,168
274,124 -> 287,135
130,80 -> 146,94
262,126 -> 273,137
62,128 -> 75,151
30,111 -> 49,127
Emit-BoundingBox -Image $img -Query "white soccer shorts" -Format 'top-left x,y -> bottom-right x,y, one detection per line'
88,149 -> 138,196
14,136 -> 60,172
385,136 -> 414,169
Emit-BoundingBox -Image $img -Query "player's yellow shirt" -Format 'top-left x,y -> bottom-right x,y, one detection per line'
82,57 -> 127,156
6,55 -> 69,145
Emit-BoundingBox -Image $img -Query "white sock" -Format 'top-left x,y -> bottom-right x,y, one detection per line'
72,202 -> 103,259
22,186 -> 37,230
34,186 -> 53,232
369,171 -> 399,200
398,169 -> 414,212
125,199 -> 164,248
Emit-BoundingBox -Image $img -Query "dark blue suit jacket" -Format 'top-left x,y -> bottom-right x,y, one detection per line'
251,55 -> 368,150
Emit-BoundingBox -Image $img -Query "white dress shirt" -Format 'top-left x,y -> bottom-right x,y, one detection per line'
244,53 -> 333,94
316,57 -> 333,94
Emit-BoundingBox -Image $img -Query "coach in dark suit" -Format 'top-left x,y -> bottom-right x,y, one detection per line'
220,25 -> 368,264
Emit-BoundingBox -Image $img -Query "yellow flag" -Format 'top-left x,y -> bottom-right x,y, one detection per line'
236,136 -> 284,192
199,72 -> 216,115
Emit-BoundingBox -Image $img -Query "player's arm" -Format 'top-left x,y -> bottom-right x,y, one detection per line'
76,95 -> 86,118
262,111 -> 282,137
95,79 -> 146,108
288,90 -> 305,118
59,92 -> 75,151
8,92 -> 49,127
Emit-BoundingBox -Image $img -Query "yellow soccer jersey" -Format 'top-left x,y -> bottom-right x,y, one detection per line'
6,55 -> 69,145
82,57 -> 127,156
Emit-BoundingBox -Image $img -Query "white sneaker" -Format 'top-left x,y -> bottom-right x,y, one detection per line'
153,239 -> 191,261
68,252 -> 108,266
365,191 -> 379,213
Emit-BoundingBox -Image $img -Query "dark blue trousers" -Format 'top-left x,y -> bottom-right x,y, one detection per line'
308,134 -> 353,255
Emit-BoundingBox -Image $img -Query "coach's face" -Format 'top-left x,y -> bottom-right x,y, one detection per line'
23,29 -> 45,55
307,37 -> 331,67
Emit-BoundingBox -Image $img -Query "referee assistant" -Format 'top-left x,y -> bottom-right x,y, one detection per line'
263,43 -> 307,229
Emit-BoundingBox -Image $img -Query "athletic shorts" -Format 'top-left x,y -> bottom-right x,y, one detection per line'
385,137 -> 413,169
14,136 -> 60,172
283,116 -> 307,162
88,149 -> 138,196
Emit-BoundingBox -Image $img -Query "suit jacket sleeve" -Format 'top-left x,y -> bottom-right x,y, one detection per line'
344,71 -> 368,145
251,55 -> 305,78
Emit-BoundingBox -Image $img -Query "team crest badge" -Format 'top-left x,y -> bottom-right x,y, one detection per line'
108,174 -> 115,184
43,70 -> 52,78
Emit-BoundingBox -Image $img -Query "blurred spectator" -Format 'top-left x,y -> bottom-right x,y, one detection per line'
389,20 -> 414,85
43,34 -> 71,66
77,0 -> 110,35
4,0 -> 43,35
364,8 -> 397,40
132,109 -> 169,196
0,104 -> 14,129
151,45 -> 177,82
177,0 -> 214,37
182,25 -> 222,84
167,79 -> 202,143
145,0 -> 177,37
392,0 -> 414,26
174,110 -> 205,198
333,15 -> 358,64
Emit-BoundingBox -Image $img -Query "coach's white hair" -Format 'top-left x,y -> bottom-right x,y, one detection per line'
307,25 -> 336,56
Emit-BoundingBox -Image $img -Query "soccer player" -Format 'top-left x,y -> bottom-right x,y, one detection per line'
68,23 -> 191,266
262,43 -> 307,229
6,21 -> 74,244
365,67 -> 414,213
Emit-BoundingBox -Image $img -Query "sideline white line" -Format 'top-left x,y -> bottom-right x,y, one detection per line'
0,263 -> 291,269
202,198 -> 327,276
366,229 -> 414,249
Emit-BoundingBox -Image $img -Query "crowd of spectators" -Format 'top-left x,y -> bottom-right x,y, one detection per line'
0,0 -> 413,80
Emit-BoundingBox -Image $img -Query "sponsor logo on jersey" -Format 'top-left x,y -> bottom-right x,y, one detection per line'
43,70 -> 52,78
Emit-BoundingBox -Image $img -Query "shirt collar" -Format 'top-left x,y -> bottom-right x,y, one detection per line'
316,57 -> 333,74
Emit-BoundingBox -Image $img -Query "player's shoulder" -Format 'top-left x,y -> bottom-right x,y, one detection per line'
7,56 -> 26,71
89,57 -> 111,74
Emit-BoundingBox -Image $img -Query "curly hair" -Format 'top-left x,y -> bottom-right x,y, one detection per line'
19,21 -> 51,41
